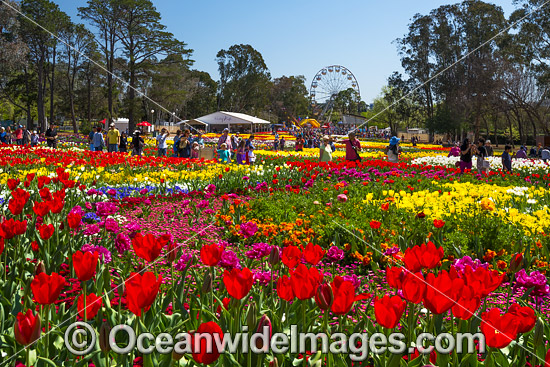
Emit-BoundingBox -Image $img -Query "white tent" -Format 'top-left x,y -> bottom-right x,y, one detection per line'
185,111 -> 271,133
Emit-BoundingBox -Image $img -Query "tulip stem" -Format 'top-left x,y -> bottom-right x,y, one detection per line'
26,347 -> 30,367
44,304 -> 50,360
83,281 -> 87,322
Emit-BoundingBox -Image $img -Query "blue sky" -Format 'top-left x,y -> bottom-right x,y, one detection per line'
55,0 -> 516,103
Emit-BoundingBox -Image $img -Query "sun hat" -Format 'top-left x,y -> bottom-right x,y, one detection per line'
110,123 -> 115,127
323,135 -> 330,141
389,136 -> 401,146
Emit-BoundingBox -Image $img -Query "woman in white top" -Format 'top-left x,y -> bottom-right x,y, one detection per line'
319,135 -> 333,162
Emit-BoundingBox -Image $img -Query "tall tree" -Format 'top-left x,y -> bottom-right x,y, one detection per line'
116,0 -> 191,133
79,0 -> 121,123
216,44 -> 271,114
269,75 -> 309,122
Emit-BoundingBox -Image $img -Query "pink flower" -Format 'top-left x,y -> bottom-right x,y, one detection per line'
337,194 -> 348,203
240,222 -> 258,238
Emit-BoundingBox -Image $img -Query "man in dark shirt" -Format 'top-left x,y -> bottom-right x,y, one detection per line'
502,145 -> 512,172
45,124 -> 58,148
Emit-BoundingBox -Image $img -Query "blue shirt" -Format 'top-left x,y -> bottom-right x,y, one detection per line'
217,149 -> 230,163
92,132 -> 104,148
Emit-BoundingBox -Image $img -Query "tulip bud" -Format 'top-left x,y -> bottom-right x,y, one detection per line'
14,310 -> 41,346
167,243 -> 178,263
246,302 -> 257,329
315,283 -> 333,311
99,321 -> 111,353
202,272 -> 213,293
269,359 -> 279,367
35,261 -> 45,276
268,247 -> 280,267
255,315 -> 272,350
509,253 -> 523,273
533,319 -> 543,347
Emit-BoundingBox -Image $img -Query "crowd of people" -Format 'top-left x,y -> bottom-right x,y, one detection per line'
0,124 -> 48,147
448,138 -> 550,174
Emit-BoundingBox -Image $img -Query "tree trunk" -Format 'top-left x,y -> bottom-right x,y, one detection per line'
37,57 -> 46,132
49,44 -> 56,125
128,59 -> 136,134
24,68 -> 33,129
86,64 -> 92,124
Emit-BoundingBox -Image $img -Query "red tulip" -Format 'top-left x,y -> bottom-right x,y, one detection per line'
418,241 -> 444,269
7,178 -> 20,190
369,220 -> 381,229
77,293 -> 103,320
386,267 -> 405,290
330,276 -> 356,315
192,321 -> 223,365
433,219 -> 445,228
33,201 -> 50,217
67,212 -> 82,229
480,308 -> 519,348
291,264 -> 322,300
423,270 -> 464,315
200,243 -> 223,266
509,253 -> 523,273
315,283 -> 333,310
452,285 -> 481,321
125,271 -> 162,316
303,243 -> 325,266
0,237 -> 4,256
282,245 -> 302,268
508,303 -> 536,333
462,266 -> 504,298
401,272 -> 426,304
8,198 -> 26,215
73,251 -> 99,282
38,223 -> 54,240
545,349 -> 550,367
223,268 -> 254,300
0,219 -> 27,239
276,275 -> 294,302
14,309 -> 41,346
374,295 -> 406,329
48,198 -> 64,214
132,233 -> 168,263
31,272 -> 66,305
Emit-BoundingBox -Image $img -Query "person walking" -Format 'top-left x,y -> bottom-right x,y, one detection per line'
217,128 -> 231,150
502,145 -> 512,172
172,130 -> 182,157
459,138 -> 475,173
339,132 -> 362,162
476,138 -> 489,174
119,132 -> 128,153
236,140 -> 246,165
45,124 -> 58,148
92,127 -> 105,152
484,140 -> 494,157
14,125 -> 23,145
385,136 -> 402,163
245,135 -> 254,164
155,128 -> 169,157
280,136 -> 286,151
131,130 -> 145,157
541,146 -> 550,162
31,131 -> 39,147
178,129 -> 191,158
22,126 -> 31,145
319,135 -> 333,162
107,123 -> 120,153
295,134 -> 305,152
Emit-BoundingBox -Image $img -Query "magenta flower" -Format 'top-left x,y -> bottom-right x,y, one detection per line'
240,221 -> 258,238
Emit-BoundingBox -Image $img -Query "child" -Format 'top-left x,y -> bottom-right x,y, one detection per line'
191,141 -> 200,159
31,131 -> 39,147
248,145 -> 256,165
217,143 -> 231,164
502,145 -> 512,173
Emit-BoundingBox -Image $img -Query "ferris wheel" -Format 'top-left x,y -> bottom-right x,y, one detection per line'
310,65 -> 360,107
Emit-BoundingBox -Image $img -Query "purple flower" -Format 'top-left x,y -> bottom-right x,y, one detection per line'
452,256 -> 488,274
104,217 -> 119,233
219,250 -> 241,270
83,224 -> 100,236
139,188 -> 148,195
196,200 -> 210,209
182,200 -> 191,207
343,274 -> 361,289
240,221 -> 258,238
86,189 -> 99,196
114,233 -> 131,255
203,209 -> 215,215
253,270 -> 271,286
164,209 -> 174,216
96,202 -> 118,217
183,209 -> 192,216
243,176 -> 250,181
175,251 -> 193,271
107,189 -> 117,196
326,246 -> 344,262
384,246 -> 400,256
205,184 -> 216,193
246,242 -> 273,259
70,206 -> 84,216
515,269 -> 550,297
81,244 -> 112,264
